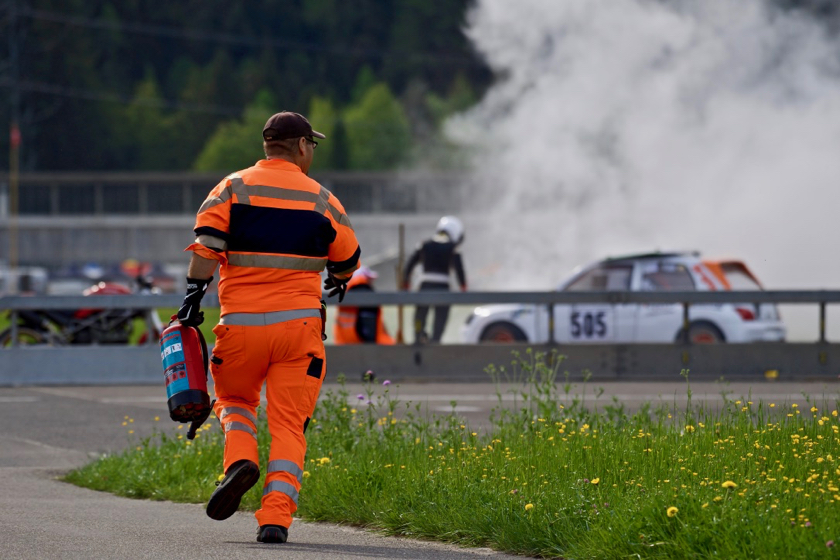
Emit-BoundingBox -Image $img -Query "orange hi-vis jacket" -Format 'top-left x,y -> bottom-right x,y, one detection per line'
333,275 -> 395,345
186,159 -> 360,315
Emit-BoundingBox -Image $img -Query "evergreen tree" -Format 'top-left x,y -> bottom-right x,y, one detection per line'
193,89 -> 276,172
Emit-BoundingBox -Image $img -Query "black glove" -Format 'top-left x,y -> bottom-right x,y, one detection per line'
177,277 -> 213,327
323,274 -> 349,303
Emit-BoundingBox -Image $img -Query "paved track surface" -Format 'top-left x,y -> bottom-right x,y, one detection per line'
1,379 -> 837,559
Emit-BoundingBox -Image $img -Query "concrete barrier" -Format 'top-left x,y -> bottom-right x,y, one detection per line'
2,342 -> 837,386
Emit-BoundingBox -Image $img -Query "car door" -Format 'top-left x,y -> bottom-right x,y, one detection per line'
554,264 -> 634,343
634,261 -> 697,342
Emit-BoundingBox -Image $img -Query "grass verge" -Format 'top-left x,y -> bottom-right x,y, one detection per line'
65,350 -> 840,558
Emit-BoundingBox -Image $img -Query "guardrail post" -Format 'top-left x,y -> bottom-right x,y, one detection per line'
144,311 -> 157,346
819,301 -> 827,343
547,304 -> 555,344
10,310 -> 18,347
682,302 -> 690,345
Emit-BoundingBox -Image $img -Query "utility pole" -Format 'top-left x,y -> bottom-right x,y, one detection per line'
395,223 -> 405,344
8,0 -> 20,272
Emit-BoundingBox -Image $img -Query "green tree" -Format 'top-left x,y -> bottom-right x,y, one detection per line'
117,72 -> 181,170
193,89 -> 276,172
343,83 -> 411,170
307,96 -> 340,171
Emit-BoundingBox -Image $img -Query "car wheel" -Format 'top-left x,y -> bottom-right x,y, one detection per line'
678,321 -> 725,344
480,322 -> 527,343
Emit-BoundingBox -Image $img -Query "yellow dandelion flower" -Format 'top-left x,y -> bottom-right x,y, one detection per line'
722,481 -> 738,489
303,471 -> 311,478
685,425 -> 695,433
770,403 -> 775,408
701,503 -> 709,508
667,506 -> 678,517
591,478 -> 600,485
217,474 -> 225,482
714,496 -> 723,502
154,416 -> 160,422
792,403 -> 798,408
319,457 -> 331,465
811,406 -> 818,413
525,503 -> 534,511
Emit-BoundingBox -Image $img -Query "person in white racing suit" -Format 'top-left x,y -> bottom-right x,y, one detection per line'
402,216 -> 467,343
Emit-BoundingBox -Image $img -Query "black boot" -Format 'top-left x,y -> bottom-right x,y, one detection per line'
206,459 -> 260,521
257,524 -> 289,543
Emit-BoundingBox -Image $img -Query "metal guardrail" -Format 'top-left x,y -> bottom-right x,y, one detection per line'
1,170 -> 467,216
2,290 -> 839,345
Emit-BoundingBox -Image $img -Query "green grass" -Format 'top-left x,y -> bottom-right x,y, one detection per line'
65,351 -> 840,558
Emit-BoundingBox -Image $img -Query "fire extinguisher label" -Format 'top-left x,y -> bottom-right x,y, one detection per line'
161,331 -> 191,399
161,332 -> 185,370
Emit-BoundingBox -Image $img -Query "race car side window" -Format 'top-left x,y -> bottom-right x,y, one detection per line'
720,264 -> 762,290
565,265 -> 633,291
640,263 -> 696,291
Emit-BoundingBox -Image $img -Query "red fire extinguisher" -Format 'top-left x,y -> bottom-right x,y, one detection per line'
160,318 -> 213,439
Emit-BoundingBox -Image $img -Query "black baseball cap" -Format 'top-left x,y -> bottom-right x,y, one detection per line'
262,111 -> 326,141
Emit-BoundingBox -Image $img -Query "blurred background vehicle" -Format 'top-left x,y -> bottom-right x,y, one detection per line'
462,252 -> 786,344
0,263 -> 48,295
0,275 -> 164,346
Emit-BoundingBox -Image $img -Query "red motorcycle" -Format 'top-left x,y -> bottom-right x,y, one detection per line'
0,276 -> 164,346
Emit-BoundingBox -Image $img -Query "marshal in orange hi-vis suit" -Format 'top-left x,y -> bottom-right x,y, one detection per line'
176,111 -> 359,544
333,266 -> 395,345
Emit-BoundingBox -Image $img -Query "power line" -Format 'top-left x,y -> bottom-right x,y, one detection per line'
0,77 -> 243,115
21,7 -> 484,67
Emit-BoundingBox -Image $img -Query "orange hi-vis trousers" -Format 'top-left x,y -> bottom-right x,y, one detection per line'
209,308 -> 326,528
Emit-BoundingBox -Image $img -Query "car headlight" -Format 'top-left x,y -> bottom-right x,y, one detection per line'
465,307 -> 492,325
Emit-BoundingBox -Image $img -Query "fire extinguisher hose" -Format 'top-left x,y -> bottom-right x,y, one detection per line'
186,326 -> 214,440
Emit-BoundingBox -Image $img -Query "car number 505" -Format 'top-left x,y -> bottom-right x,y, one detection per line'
571,311 -> 607,338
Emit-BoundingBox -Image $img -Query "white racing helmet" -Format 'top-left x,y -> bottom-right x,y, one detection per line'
436,216 -> 465,244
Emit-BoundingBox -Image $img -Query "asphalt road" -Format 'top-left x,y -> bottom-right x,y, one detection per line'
2,379 -> 838,559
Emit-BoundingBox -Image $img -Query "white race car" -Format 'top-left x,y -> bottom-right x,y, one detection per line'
462,252 -> 786,344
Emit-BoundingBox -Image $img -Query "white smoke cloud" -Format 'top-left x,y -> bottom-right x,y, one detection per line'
449,0 -> 840,339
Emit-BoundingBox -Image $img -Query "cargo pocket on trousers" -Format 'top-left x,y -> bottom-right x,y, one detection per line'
209,324 -> 243,372
297,355 -> 324,418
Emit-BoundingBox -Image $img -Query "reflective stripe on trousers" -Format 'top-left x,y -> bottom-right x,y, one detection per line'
220,309 -> 321,326
263,481 -> 299,505
267,459 -> 304,483
224,421 -> 257,439
219,406 -> 258,426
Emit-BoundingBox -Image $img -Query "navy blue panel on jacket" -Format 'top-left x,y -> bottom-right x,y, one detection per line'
227,204 -> 336,257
